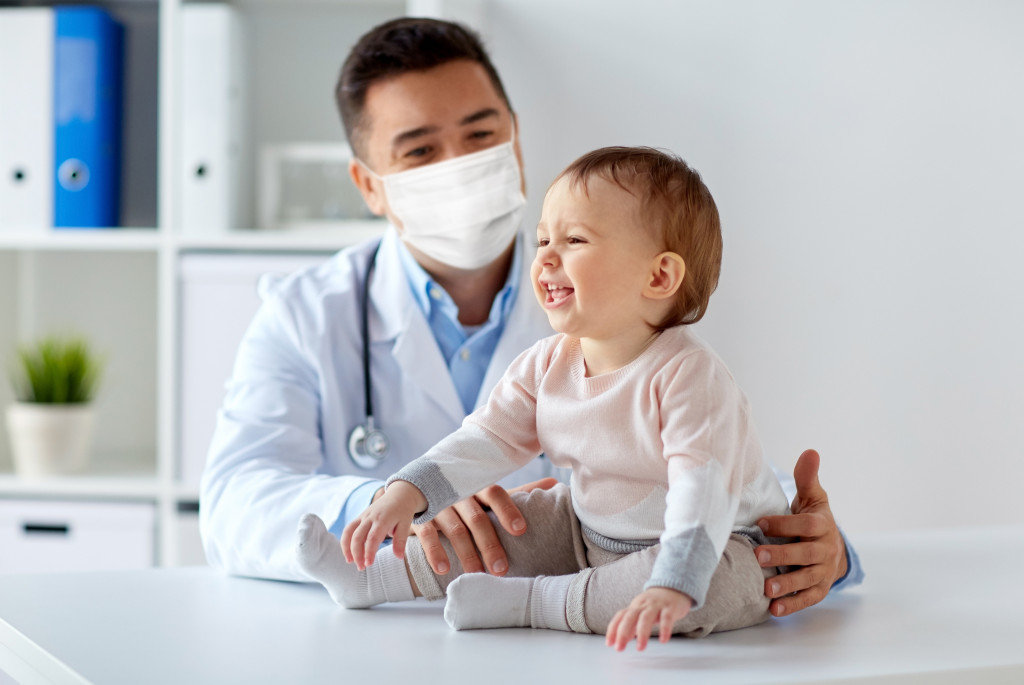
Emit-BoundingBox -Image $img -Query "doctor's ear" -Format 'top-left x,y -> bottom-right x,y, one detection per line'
643,252 -> 685,300
349,159 -> 388,216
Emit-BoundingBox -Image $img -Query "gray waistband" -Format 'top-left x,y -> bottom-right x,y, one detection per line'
581,525 -> 658,554
583,524 -> 773,554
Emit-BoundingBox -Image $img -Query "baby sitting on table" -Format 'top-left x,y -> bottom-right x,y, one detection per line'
297,145 -> 790,651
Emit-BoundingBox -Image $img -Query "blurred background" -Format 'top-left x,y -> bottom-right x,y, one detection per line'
1,0 -> 1019,576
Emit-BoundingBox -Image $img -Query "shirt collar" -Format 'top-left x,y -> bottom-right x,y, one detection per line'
395,234 -> 523,326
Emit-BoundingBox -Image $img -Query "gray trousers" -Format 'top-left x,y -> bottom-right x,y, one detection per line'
405,483 -> 776,637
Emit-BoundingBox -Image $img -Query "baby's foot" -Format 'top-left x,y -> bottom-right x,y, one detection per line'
297,513 -> 373,608
297,514 -> 415,609
444,573 -> 576,631
444,574 -> 533,630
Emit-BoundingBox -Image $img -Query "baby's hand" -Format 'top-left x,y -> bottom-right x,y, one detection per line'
606,587 -> 694,652
340,481 -> 427,570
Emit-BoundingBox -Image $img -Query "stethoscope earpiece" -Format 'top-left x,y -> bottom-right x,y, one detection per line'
347,242 -> 392,469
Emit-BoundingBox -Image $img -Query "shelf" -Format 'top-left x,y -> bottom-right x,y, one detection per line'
173,483 -> 201,502
0,228 -> 162,252
175,222 -> 387,252
0,473 -> 162,500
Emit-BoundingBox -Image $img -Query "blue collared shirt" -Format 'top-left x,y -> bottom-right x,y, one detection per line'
397,239 -> 521,415
331,237 -> 522,536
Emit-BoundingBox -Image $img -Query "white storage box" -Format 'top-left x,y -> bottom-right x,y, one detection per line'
178,253 -> 329,488
172,505 -> 208,567
0,499 -> 155,573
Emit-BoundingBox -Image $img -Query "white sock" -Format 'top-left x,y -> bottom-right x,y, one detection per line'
444,573 -> 573,631
296,513 -> 414,609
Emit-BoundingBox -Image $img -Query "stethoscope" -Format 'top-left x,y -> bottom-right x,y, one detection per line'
347,242 -> 391,469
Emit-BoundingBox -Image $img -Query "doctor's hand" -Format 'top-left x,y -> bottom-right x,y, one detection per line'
409,477 -> 558,576
755,449 -> 848,617
342,480 -> 427,570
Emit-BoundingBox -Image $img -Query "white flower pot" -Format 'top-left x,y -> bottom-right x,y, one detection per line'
5,403 -> 95,478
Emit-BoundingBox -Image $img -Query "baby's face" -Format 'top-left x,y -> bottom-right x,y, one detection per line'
531,176 -> 662,340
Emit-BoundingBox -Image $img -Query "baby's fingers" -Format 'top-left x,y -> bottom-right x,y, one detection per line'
340,519 -> 356,564
390,522 -> 410,560
605,610 -> 624,648
658,609 -> 675,643
612,610 -> 639,652
361,520 -> 389,568
634,609 -> 657,651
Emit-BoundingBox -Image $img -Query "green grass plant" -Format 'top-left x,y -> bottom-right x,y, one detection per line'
9,335 -> 103,404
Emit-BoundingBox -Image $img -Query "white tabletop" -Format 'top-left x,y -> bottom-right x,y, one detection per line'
1,525 -> 1022,685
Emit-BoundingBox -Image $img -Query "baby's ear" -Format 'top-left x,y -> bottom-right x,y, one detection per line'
644,252 -> 685,300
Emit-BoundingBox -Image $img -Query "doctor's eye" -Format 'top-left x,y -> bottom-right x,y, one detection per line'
468,129 -> 494,140
405,145 -> 432,159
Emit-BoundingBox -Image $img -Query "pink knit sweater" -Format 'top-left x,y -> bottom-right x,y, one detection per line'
391,326 -> 788,606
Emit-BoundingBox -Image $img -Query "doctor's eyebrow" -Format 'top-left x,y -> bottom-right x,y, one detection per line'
460,108 -> 500,126
391,125 -> 440,148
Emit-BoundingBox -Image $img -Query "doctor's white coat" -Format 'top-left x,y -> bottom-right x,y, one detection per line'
199,227 -> 554,581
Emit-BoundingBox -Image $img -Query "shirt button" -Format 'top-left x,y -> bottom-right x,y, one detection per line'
460,349 -> 471,361
429,286 -> 442,300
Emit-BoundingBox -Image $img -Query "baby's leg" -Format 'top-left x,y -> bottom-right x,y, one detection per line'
580,533 -> 776,637
439,484 -> 589,630
406,483 -> 587,600
298,484 -> 586,610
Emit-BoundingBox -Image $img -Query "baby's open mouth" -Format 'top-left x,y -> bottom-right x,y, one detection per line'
544,283 -> 574,305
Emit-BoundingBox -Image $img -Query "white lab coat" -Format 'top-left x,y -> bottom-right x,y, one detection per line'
200,227 -> 554,581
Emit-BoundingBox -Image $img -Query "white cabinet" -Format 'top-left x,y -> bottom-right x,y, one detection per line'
177,252 -> 329,488
0,499 -> 155,573
0,0 -> 479,569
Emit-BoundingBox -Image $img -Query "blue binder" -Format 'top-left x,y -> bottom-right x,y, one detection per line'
54,6 -> 123,228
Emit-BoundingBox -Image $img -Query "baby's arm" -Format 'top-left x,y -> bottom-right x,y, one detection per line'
606,588 -> 694,652
340,480 -> 427,570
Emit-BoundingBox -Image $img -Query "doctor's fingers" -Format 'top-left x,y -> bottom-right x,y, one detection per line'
454,496 -> 513,575
769,579 -> 830,617
475,484 -> 532,537
756,538 -> 831,569
431,502 -> 495,575
412,522 -> 451,575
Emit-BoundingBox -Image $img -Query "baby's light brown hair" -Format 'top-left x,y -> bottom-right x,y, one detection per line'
555,146 -> 722,329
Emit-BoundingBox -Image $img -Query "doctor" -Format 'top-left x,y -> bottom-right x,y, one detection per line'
200,17 -> 861,618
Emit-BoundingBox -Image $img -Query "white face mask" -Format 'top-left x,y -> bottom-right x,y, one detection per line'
364,130 -> 526,270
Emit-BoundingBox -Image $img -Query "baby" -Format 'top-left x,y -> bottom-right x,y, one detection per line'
298,146 -> 789,651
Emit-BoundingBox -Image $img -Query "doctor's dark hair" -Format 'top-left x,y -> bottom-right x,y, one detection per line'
555,147 -> 723,329
337,18 -> 512,158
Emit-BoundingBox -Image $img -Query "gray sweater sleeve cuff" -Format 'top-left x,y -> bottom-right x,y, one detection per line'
386,460 -> 460,525
644,527 -> 718,610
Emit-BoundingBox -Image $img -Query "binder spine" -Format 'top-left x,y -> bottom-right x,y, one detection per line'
181,5 -> 247,234
54,7 -> 124,229
0,8 -> 54,230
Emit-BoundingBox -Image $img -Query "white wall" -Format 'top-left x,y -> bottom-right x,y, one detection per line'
485,0 -> 1024,535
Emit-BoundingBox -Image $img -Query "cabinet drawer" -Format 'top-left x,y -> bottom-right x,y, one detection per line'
0,500 -> 155,573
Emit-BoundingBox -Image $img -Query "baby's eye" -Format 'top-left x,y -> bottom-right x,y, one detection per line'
567,236 -> 586,244
535,237 -> 550,248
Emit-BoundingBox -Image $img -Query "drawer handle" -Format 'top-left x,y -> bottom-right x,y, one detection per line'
23,523 -> 70,536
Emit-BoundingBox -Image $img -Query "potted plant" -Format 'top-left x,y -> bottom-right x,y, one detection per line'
6,335 -> 103,478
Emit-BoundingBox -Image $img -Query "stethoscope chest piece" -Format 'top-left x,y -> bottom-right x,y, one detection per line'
348,417 -> 390,470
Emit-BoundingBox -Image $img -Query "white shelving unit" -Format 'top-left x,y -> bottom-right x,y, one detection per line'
0,0 -> 481,570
